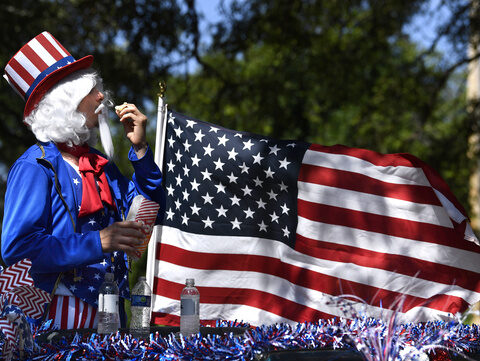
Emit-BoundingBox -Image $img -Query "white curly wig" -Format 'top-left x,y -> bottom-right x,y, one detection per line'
23,68 -> 102,147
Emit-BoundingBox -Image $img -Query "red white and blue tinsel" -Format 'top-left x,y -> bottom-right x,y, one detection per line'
0,317 -> 477,360
2,262 -> 480,360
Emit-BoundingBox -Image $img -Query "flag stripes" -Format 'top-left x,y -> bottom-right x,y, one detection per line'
298,164 -> 441,205
153,256 -> 463,325
295,230 -> 480,283
153,225 -> 479,324
298,181 -> 452,226
47,295 -> 97,329
153,276 -> 333,324
150,111 -> 480,327
303,146 -> 430,185
297,200 -> 478,252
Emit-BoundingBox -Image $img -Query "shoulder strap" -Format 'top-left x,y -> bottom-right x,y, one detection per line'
35,143 -> 72,322
35,143 -> 76,231
36,143 -> 83,280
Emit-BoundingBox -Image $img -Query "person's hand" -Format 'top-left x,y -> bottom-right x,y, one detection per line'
99,221 -> 146,257
115,102 -> 148,158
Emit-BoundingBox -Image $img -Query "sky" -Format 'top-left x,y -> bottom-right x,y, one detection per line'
196,0 -> 224,22
184,0 -> 227,72
404,0 -> 454,54
194,0 -> 456,61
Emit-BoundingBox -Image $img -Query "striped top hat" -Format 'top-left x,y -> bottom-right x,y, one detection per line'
4,31 -> 93,118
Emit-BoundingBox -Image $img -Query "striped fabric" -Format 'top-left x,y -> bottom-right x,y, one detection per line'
46,295 -> 97,329
131,197 -> 161,258
0,319 -> 16,359
3,31 -> 93,117
4,31 -> 72,101
149,111 -> 480,327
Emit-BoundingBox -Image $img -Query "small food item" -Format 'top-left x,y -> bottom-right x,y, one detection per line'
115,102 -> 128,113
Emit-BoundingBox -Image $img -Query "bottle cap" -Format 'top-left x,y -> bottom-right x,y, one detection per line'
104,272 -> 114,282
186,278 -> 195,286
138,276 -> 146,281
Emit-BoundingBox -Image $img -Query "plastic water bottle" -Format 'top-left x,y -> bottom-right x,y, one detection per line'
180,278 -> 200,336
130,276 -> 152,339
97,272 -> 120,334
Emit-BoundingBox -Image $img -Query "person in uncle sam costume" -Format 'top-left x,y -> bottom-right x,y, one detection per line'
1,31 -> 166,329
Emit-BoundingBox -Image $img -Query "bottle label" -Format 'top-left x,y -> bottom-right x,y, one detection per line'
131,295 -> 151,307
99,294 -> 119,313
181,298 -> 198,316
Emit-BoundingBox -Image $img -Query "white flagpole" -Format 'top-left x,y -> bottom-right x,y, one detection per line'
146,82 -> 168,293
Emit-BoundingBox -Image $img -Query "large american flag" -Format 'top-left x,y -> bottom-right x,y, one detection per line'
149,110 -> 480,326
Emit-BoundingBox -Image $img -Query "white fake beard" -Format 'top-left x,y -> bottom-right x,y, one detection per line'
95,102 -> 115,160
98,109 -> 114,160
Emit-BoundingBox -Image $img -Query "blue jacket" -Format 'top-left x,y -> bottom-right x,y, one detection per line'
1,141 -> 165,298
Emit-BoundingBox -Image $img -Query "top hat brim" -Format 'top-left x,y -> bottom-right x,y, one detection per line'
23,55 -> 94,118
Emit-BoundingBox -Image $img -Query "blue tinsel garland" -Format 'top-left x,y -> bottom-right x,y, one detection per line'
2,318 -> 476,360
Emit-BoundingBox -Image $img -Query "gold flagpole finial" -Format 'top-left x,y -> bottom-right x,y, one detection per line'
158,81 -> 167,98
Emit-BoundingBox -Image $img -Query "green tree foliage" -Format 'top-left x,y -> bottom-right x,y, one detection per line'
167,0 -> 479,217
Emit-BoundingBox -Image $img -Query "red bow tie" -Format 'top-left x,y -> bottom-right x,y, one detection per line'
57,143 -> 116,217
